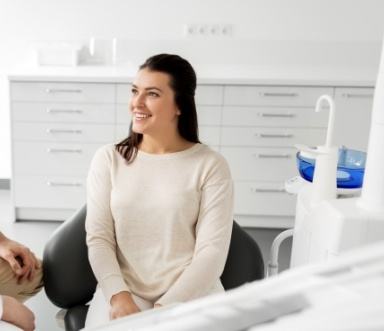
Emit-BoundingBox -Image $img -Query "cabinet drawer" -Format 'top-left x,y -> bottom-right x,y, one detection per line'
11,82 -> 115,103
221,127 -> 326,147
13,142 -> 100,176
13,175 -> 86,209
200,126 -> 221,147
115,124 -> 130,142
234,181 -> 295,216
334,87 -> 374,151
197,106 -> 222,125
116,84 -> 132,103
222,106 -> 327,127
221,147 -> 297,181
195,85 -> 224,105
12,102 -> 115,124
13,123 -> 114,143
116,105 -> 132,124
224,86 -> 333,106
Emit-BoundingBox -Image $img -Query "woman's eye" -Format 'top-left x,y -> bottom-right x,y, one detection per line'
131,89 -> 138,95
148,92 -> 159,97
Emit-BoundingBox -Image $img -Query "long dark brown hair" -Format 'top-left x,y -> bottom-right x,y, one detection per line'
115,54 -> 200,163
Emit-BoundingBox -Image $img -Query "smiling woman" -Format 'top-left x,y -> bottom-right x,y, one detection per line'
84,54 -> 234,328
116,54 -> 200,161
130,69 -> 181,140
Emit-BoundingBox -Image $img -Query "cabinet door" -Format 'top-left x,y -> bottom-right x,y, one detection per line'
224,86 -> 333,107
196,85 -> 223,105
234,181 -> 296,216
13,142 -> 100,176
333,87 -> 374,151
14,175 -> 85,209
11,82 -> 115,103
221,147 -> 297,181
221,127 -> 326,147
13,123 -> 114,143
12,102 -> 114,124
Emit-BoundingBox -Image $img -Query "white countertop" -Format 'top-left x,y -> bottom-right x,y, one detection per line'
7,64 -> 377,86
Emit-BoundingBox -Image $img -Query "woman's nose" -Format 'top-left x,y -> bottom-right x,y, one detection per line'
131,93 -> 145,107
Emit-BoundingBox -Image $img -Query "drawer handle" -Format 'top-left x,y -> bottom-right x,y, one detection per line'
46,88 -> 83,94
259,92 -> 298,98
47,148 -> 82,153
255,153 -> 292,159
46,129 -> 83,134
258,113 -> 295,118
341,93 -> 373,99
47,181 -> 82,187
46,108 -> 83,114
256,133 -> 294,138
251,187 -> 286,193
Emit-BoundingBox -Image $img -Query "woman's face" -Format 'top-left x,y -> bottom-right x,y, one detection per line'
130,68 -> 180,136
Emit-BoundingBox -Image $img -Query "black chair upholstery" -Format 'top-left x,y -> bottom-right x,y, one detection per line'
221,221 -> 264,290
43,206 -> 264,331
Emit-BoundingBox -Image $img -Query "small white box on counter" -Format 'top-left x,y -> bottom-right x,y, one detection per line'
35,42 -> 81,66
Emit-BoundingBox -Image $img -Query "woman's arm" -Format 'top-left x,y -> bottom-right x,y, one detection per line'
85,146 -> 131,303
155,157 -> 234,306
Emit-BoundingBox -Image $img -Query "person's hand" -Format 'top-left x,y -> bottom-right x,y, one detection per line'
1,295 -> 35,331
109,291 -> 141,320
0,233 -> 40,284
154,303 -> 162,308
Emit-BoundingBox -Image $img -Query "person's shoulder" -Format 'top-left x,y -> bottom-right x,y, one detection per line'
91,144 -> 118,164
195,144 -> 231,177
95,144 -> 116,155
197,144 -> 227,165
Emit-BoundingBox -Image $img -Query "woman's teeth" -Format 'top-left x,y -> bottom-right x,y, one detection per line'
135,113 -> 152,120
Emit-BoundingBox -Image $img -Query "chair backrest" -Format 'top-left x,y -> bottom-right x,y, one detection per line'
43,206 -> 264,308
43,205 -> 97,308
221,221 -> 265,289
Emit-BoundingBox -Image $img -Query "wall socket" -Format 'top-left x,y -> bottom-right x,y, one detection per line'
183,24 -> 233,38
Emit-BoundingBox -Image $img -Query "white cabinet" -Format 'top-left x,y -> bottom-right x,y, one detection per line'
195,85 -> 223,148
115,83 -> 132,141
333,87 -> 374,151
9,78 -> 373,227
10,82 -> 115,221
221,85 -> 333,227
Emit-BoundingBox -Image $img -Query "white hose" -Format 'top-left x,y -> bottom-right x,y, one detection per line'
267,229 -> 294,277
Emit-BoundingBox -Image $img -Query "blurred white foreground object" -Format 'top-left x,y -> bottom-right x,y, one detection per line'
82,241 -> 384,331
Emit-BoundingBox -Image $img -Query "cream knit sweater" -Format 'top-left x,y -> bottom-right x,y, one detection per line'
85,143 -> 234,306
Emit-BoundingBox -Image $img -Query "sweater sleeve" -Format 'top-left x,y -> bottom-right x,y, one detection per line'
85,146 -> 130,302
156,156 -> 234,306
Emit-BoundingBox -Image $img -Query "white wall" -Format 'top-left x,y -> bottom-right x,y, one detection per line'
1,0 -> 384,178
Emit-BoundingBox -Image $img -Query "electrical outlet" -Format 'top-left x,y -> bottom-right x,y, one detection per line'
183,24 -> 233,38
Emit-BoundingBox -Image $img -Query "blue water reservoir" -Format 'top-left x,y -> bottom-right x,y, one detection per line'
296,147 -> 366,189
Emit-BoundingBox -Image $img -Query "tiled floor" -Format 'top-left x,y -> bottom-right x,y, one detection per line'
0,189 -> 292,331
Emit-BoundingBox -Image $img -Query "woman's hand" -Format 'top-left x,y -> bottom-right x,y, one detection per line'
109,291 -> 141,320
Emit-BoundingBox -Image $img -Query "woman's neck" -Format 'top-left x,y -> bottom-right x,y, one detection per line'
139,134 -> 195,154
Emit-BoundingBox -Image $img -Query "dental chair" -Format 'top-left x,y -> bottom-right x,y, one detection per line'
43,205 -> 265,331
